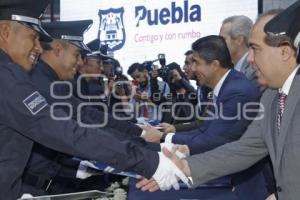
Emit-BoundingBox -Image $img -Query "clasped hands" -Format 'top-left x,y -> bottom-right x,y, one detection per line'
136,146 -> 192,192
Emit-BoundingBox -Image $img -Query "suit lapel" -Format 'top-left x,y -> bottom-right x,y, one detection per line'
268,90 -> 278,154
266,90 -> 280,176
275,69 -> 300,172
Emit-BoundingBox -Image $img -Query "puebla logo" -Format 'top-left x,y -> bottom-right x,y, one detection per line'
98,7 -> 126,51
135,0 -> 201,26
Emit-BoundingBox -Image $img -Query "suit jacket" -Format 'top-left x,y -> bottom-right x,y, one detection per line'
171,70 -> 261,155
173,86 -> 211,131
174,119 -> 203,132
0,50 -> 159,199
186,67 -> 300,200
239,53 -> 256,82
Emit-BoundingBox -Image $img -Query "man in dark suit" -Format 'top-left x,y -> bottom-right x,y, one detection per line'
160,50 -> 211,133
142,35 -> 271,200
160,36 -> 261,153
166,36 -> 271,200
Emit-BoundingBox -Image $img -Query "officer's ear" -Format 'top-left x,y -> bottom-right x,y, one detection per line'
51,40 -> 64,57
0,22 -> 12,43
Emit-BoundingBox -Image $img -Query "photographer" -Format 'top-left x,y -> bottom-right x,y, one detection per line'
109,67 -> 134,118
168,63 -> 196,95
161,62 -> 197,124
127,62 -> 170,122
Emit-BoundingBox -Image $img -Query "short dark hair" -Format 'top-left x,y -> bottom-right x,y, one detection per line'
127,62 -> 140,75
192,35 -> 233,69
184,50 -> 193,56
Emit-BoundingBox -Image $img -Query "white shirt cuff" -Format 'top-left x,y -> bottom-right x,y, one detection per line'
141,130 -> 146,137
165,133 -> 175,143
21,194 -> 33,198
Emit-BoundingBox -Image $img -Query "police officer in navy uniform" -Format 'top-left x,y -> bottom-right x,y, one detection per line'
27,20 -> 160,195
73,38 -> 109,105
31,20 -> 161,144
32,20 -> 155,141
0,0 -> 186,198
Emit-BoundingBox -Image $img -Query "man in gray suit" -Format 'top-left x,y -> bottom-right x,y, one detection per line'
136,3 -> 300,200
220,15 -> 257,82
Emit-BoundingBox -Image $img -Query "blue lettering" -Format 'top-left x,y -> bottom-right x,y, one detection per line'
171,2 -> 182,24
135,6 -> 147,27
160,8 -> 170,25
184,0 -> 188,22
135,0 -> 201,26
190,5 -> 201,22
148,10 -> 159,26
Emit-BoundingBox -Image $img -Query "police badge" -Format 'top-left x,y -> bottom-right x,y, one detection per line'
98,7 -> 126,52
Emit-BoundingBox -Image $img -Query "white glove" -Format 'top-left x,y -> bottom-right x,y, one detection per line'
152,152 -> 191,191
76,160 -> 97,179
160,143 -> 187,159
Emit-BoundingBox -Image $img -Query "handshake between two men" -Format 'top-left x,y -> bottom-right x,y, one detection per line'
138,124 -> 193,192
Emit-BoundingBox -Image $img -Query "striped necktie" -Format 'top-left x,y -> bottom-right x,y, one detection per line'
277,92 -> 287,130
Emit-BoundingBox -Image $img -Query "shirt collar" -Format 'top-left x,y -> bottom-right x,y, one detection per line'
36,59 -> 60,82
279,64 -> 300,95
234,52 -> 249,72
213,69 -> 231,97
0,49 -> 31,81
0,49 -> 12,64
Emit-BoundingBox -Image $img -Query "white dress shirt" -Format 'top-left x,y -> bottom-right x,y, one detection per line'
165,70 -> 231,143
279,65 -> 300,95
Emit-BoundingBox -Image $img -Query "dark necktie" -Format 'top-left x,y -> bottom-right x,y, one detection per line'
202,92 -> 216,117
277,92 -> 287,130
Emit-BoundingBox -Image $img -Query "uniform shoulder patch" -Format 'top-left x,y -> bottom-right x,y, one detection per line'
23,91 -> 48,115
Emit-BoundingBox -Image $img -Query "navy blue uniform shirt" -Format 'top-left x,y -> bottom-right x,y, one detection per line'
0,50 -> 158,199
